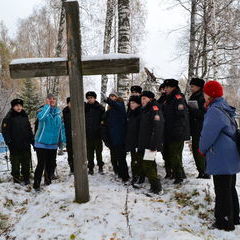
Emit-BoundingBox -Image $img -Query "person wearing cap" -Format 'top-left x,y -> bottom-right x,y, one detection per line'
162,79 -> 190,184
62,97 -> 74,174
188,78 -> 209,179
85,91 -> 105,175
125,95 -> 142,186
102,92 -> 129,182
33,94 -> 65,191
1,99 -> 34,185
199,81 -> 240,231
138,91 -> 164,194
130,85 -> 142,96
157,83 -> 167,106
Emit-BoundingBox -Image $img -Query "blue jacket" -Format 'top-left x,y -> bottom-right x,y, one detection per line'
35,104 -> 66,146
200,97 -> 240,175
105,98 -> 127,146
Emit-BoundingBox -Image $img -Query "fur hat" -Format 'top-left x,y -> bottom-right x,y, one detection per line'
164,79 -> 179,87
190,78 -> 205,88
141,91 -> 155,99
203,81 -> 223,98
109,91 -> 118,97
11,99 -> 23,108
129,95 -> 141,105
86,91 -> 97,99
130,85 -> 142,94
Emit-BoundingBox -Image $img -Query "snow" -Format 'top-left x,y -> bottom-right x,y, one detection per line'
1,145 -> 240,240
10,54 -> 139,65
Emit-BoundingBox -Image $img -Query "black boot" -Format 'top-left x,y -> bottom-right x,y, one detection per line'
99,166 -> 104,174
173,178 -> 183,184
150,179 -> 162,195
131,175 -> 139,185
88,169 -> 94,175
138,176 -> 145,184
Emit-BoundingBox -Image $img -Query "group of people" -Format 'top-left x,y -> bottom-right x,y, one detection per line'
1,77 -> 240,231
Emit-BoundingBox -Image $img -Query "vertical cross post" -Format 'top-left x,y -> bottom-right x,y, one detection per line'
64,1 -> 89,203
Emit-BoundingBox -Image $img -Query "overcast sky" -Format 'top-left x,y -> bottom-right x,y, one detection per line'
0,0 -> 189,79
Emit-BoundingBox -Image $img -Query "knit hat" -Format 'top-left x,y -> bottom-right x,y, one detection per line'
141,91 -> 155,99
86,91 -> 97,99
47,93 -> 55,99
129,95 -> 141,105
190,78 -> 205,88
159,83 -> 165,91
11,99 -> 23,108
164,79 -> 179,87
66,97 -> 70,104
203,81 -> 224,98
109,91 -> 118,97
130,85 -> 142,94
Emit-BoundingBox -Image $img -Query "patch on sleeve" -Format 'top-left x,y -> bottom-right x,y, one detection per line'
175,94 -> 182,100
154,115 -> 160,121
153,105 -> 159,111
178,104 -> 185,110
2,123 -> 7,128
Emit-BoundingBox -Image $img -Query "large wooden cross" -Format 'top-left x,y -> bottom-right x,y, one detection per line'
9,0 -> 139,203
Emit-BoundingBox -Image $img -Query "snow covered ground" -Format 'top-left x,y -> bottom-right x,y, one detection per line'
1,145 -> 240,240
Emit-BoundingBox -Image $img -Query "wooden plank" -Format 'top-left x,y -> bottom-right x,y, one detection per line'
64,0 -> 89,203
9,55 -> 140,79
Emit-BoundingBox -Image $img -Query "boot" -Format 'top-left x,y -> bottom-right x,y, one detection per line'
150,179 -> 162,195
173,178 -> 183,184
88,169 -> 94,175
138,176 -> 145,184
131,175 -> 139,185
164,168 -> 173,179
13,177 -> 21,184
99,166 -> 104,174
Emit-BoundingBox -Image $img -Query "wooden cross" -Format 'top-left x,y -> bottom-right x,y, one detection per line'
9,0 -> 139,203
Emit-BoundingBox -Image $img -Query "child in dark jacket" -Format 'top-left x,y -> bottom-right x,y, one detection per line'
103,92 -> 129,182
125,96 -> 142,185
1,99 -> 34,185
138,91 -> 164,194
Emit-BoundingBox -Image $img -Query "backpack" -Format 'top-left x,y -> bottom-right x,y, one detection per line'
217,107 -> 240,155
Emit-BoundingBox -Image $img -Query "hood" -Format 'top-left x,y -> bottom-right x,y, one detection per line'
211,97 -> 236,117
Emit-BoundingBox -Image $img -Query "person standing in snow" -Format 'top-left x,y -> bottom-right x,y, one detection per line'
162,79 -> 190,184
125,95 -> 142,186
33,94 -> 65,191
102,92 -> 129,182
188,78 -> 209,179
199,81 -> 240,231
1,99 -> 34,185
157,83 -> 167,106
138,91 -> 164,194
85,91 -> 105,175
62,97 -> 74,174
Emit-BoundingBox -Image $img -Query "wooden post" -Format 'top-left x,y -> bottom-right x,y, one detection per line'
64,1 -> 89,203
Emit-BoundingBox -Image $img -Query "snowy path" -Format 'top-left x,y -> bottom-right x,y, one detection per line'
1,146 -> 240,240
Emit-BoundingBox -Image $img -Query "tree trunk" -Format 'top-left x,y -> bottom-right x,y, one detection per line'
117,0 -> 131,99
101,0 -> 116,102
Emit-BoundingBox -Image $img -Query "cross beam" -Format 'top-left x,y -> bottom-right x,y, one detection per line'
10,54 -> 140,79
8,0 -> 140,204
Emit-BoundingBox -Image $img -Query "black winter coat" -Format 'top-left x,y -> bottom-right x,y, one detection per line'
162,88 -> 190,143
62,106 -> 72,145
125,107 -> 141,152
85,101 -> 105,139
157,93 -> 167,107
102,98 -> 127,147
188,90 -> 206,137
138,101 -> 164,151
1,110 -> 34,153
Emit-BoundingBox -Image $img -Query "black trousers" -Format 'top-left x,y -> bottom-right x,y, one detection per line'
86,138 -> 104,170
66,143 -> 74,173
110,145 -> 129,181
33,148 -> 57,188
213,175 -> 240,228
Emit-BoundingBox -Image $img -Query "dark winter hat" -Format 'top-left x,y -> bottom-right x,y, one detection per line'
190,78 -> 205,88
11,98 -> 23,108
129,96 -> 141,105
141,91 -> 155,99
203,81 -> 223,98
130,85 -> 142,94
86,91 -> 97,99
164,79 -> 179,87
47,93 -> 55,99
159,83 -> 165,91
66,97 -> 70,104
